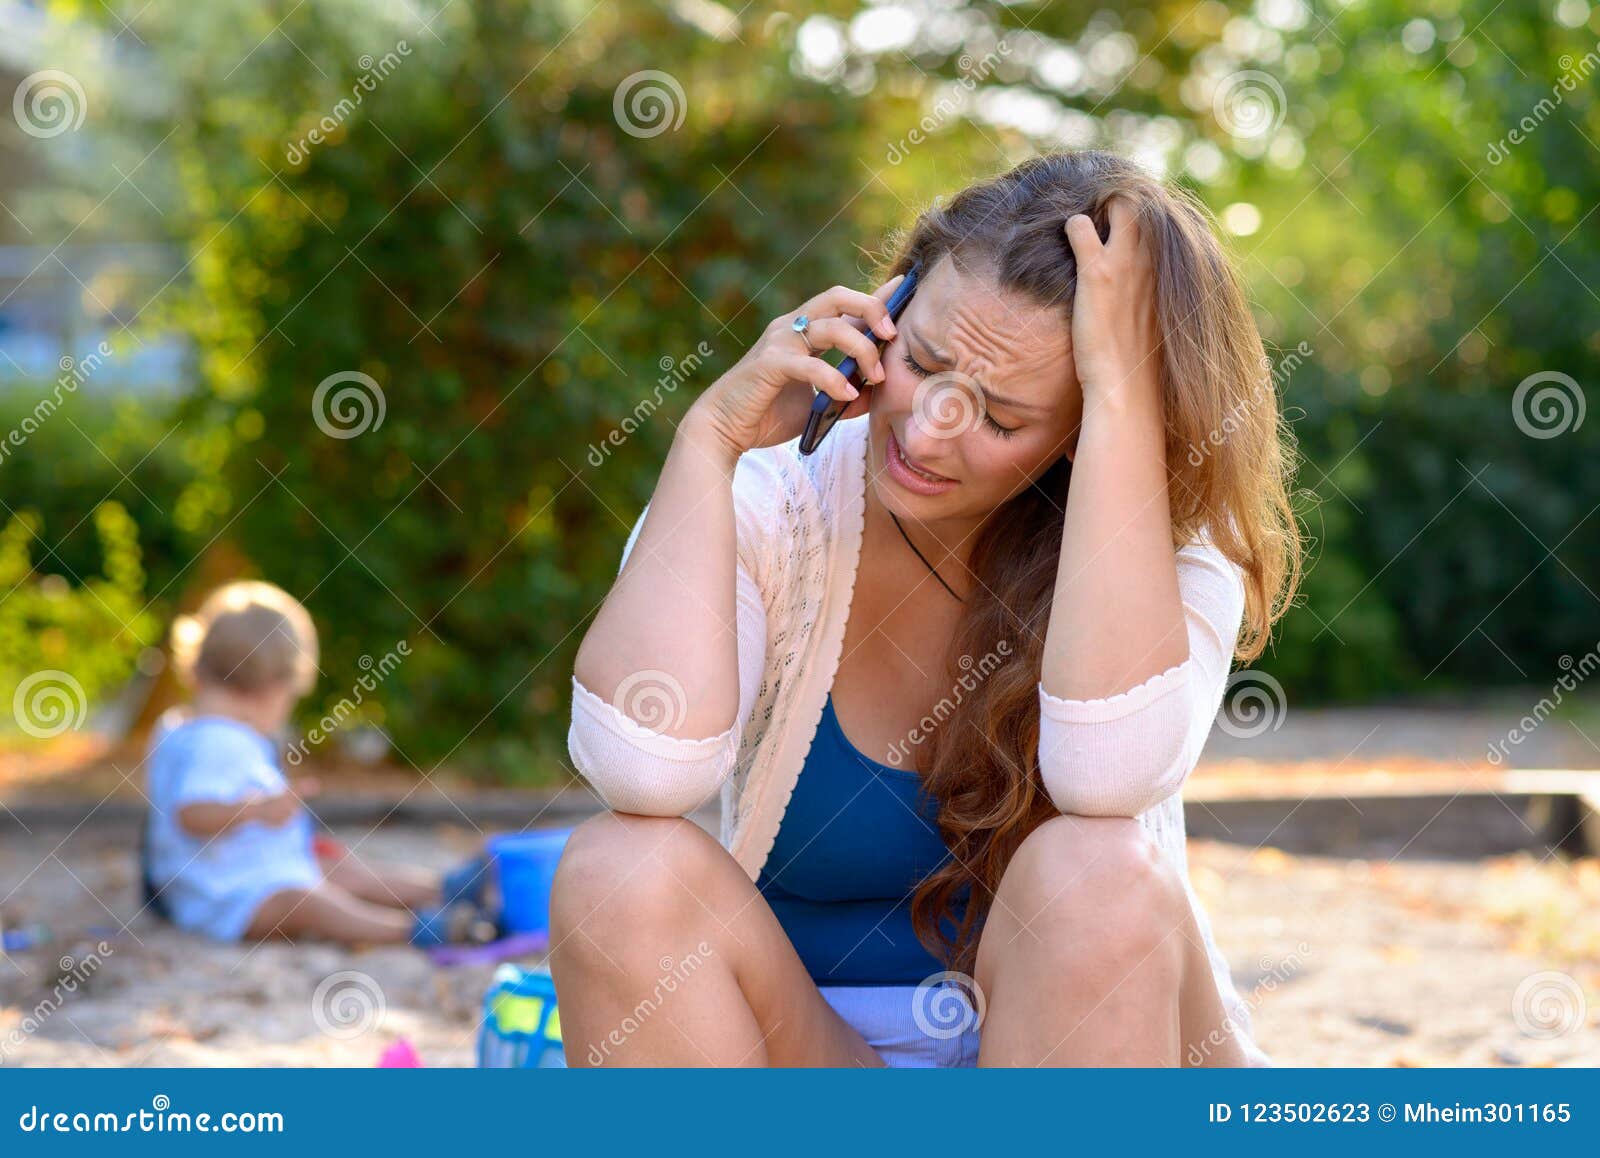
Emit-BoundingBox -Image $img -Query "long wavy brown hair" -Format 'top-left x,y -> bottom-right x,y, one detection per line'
884,151 -> 1303,973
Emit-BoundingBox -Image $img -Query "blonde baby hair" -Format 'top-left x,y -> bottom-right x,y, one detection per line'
169,581 -> 319,695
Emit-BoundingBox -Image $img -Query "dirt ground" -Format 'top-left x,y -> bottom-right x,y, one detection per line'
2,818 -> 1597,1068
0,824 -> 495,1067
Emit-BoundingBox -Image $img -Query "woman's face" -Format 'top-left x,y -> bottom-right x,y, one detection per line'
866,253 -> 1083,526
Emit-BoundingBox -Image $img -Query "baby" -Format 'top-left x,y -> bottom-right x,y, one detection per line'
143,580 -> 492,946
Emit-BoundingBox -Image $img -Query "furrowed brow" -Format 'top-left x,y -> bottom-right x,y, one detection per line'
908,327 -> 1053,416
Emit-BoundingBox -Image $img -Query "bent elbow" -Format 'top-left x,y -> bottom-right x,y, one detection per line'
1038,720 -> 1193,818
566,720 -> 734,818
584,773 -> 726,819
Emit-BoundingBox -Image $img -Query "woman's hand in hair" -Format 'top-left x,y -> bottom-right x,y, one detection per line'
1063,197 -> 1162,416
1044,196 -> 1183,706
685,276 -> 902,461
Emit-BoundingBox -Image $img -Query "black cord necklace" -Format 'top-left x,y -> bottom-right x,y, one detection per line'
889,512 -> 966,604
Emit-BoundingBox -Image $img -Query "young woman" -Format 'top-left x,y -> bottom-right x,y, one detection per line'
552,151 -> 1300,1067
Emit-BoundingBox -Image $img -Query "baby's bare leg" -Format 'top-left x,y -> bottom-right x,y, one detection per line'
318,849 -> 441,910
244,883 -> 415,944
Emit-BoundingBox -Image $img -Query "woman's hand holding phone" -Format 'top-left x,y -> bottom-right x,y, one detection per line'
685,276 -> 904,463
576,275 -> 903,744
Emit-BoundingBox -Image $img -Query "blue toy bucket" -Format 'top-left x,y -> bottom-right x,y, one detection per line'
478,964 -> 565,1068
488,828 -> 572,936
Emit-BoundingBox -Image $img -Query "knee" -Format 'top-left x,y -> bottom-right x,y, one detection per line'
549,813 -> 729,952
989,815 -> 1187,974
241,887 -> 316,940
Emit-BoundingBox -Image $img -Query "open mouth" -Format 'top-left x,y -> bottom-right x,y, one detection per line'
886,427 -> 958,493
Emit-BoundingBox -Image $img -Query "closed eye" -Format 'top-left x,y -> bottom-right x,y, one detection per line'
901,351 -> 1020,439
982,412 -> 1018,439
901,349 -> 933,379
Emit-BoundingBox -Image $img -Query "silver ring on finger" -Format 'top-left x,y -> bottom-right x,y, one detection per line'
791,314 -> 821,356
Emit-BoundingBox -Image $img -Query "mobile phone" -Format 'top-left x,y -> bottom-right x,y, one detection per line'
798,263 -> 921,456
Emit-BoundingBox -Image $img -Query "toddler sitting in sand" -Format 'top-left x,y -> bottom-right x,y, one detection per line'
143,580 -> 492,946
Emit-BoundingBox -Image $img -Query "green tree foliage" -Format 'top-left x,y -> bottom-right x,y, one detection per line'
1203,0 -> 1600,696
18,0 -> 1596,773
124,1 -> 901,773
0,385 -> 177,729
0,499 -> 159,722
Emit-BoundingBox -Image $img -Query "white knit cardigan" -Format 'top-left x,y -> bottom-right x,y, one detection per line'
567,415 -> 1269,1066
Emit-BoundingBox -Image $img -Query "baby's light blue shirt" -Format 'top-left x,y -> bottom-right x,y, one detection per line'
144,710 -> 320,941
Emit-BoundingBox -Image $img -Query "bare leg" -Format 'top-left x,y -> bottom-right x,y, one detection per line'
975,814 -> 1250,1067
318,849 -> 441,910
243,884 -> 415,945
548,812 -> 884,1068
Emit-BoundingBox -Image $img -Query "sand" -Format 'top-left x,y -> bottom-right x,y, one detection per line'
2,820 -> 1597,1067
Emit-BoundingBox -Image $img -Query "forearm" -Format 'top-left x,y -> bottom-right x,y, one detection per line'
1041,386 -> 1186,700
176,797 -> 269,839
572,414 -> 744,740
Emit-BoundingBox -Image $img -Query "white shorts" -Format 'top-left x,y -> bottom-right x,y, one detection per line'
820,983 -> 982,1068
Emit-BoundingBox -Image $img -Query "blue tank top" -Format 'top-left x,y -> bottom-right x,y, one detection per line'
755,692 -> 962,986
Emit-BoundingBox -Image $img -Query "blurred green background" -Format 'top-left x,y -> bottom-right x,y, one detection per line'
0,0 -> 1596,781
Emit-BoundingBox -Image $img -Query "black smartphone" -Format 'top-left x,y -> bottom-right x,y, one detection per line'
798,263 -> 921,456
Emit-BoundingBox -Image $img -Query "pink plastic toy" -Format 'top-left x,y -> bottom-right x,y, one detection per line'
378,1037 -> 423,1068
